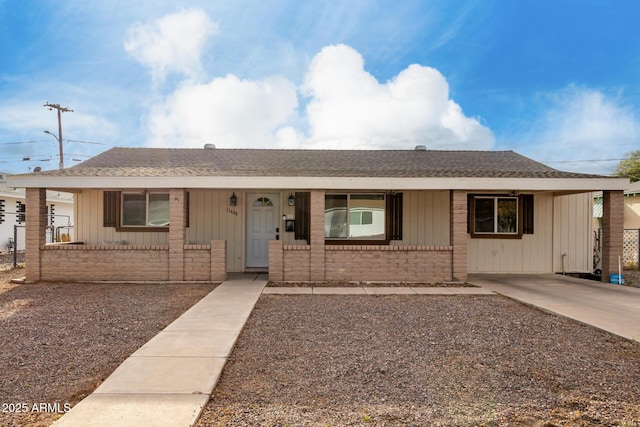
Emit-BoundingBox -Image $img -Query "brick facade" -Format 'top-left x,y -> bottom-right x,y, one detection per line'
450,190 -> 468,282
601,190 -> 624,281
270,244 -> 454,283
309,190 -> 326,281
25,188 -> 46,282
38,240 -> 226,283
41,245 -> 170,281
169,189 -> 186,281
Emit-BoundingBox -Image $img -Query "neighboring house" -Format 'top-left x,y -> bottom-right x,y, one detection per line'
0,178 -> 74,254
8,147 -> 627,283
594,181 -> 640,229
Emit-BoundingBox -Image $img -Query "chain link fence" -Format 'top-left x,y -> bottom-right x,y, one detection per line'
9,223 -> 74,268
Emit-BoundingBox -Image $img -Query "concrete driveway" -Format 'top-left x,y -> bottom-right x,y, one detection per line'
469,274 -> 640,342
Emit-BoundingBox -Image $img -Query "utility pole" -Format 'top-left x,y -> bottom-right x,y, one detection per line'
43,103 -> 73,169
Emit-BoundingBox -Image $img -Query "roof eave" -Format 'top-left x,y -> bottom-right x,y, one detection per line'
7,175 -> 630,191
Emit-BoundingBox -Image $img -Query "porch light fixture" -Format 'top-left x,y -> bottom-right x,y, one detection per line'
229,192 -> 237,206
288,193 -> 295,206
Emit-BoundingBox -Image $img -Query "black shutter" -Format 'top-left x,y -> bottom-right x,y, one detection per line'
521,194 -> 534,234
294,192 -> 311,243
185,191 -> 190,228
387,192 -> 403,241
103,191 -> 121,227
0,199 -> 4,224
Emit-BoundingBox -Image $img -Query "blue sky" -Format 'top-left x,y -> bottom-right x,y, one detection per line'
1,0 -> 639,175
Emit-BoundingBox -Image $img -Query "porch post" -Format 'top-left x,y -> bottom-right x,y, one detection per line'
25,188 -> 47,282
450,190 -> 468,282
309,190 -> 325,281
169,189 -> 186,281
601,190 -> 624,282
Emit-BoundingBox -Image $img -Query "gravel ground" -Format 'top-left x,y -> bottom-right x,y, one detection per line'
0,271 -> 216,427
198,295 -> 640,427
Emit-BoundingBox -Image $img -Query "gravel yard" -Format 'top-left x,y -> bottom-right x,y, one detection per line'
0,268 -> 216,427
198,295 -> 640,427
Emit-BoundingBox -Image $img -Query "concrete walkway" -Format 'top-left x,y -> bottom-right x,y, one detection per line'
469,273 -> 640,342
53,274 -> 266,427
264,286 -> 495,295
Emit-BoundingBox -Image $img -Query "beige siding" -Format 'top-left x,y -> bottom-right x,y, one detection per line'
75,190 -> 168,246
624,195 -> 640,229
553,192 -> 593,273
468,193 -> 554,273
187,190 -> 244,271
396,190 -> 450,246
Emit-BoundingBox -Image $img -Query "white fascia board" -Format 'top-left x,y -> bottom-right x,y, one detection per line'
7,175 -> 629,191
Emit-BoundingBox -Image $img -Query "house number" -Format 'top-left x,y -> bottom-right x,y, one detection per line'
227,208 -> 238,216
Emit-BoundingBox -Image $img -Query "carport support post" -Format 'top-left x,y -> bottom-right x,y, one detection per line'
601,190 -> 624,282
169,189 -> 186,282
25,188 -> 47,282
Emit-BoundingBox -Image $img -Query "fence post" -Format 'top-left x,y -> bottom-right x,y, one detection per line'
13,224 -> 17,268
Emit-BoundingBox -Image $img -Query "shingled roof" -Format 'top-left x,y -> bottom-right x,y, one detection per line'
22,147 -> 604,179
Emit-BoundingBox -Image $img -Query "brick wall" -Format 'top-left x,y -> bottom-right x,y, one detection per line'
184,246 -> 211,281
40,245 -> 170,281
284,245 -> 311,281
325,246 -> 453,282
450,190 -> 468,282
38,239 -> 227,282
25,188 -> 46,282
601,190 -> 624,281
272,245 -> 454,283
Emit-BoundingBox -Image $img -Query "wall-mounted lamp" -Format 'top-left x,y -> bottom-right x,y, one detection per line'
288,193 -> 295,206
282,214 -> 287,221
229,192 -> 237,206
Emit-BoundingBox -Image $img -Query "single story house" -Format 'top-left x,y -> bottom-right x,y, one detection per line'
8,146 -> 627,283
0,179 -> 74,253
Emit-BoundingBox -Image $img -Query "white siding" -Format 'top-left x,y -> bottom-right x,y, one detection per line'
75,190 -> 168,246
553,192 -> 593,273
468,193 -> 554,273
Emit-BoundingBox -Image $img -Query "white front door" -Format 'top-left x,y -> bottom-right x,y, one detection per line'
246,193 -> 280,268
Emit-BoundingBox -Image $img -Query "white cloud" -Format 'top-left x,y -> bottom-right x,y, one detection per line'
521,86 -> 640,174
301,44 -> 494,149
143,43 -> 494,152
124,9 -> 218,84
146,74 -> 298,148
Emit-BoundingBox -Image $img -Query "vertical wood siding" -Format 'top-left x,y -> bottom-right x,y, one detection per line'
75,190 -> 168,246
397,190 -> 450,246
467,193 -> 554,273
552,192 -> 593,273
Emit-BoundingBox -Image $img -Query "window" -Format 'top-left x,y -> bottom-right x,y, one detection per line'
122,193 -> 169,227
325,194 -> 386,240
469,194 -> 534,238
